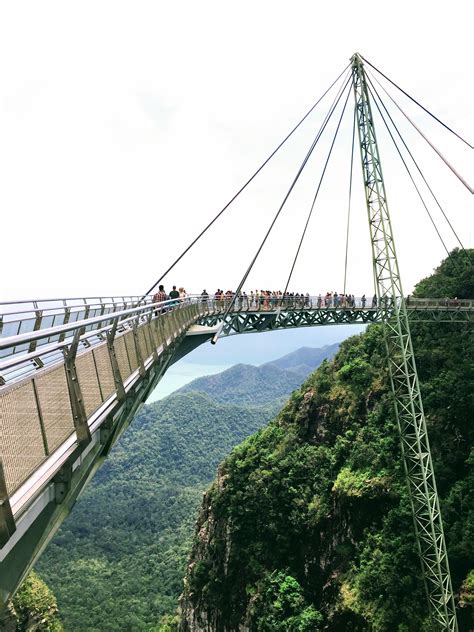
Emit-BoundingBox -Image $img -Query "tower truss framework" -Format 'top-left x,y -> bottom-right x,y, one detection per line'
351,53 -> 458,632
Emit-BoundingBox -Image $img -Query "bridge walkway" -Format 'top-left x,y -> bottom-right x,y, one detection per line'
0,294 -> 472,609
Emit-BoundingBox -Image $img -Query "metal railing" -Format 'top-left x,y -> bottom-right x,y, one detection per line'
0,297 -> 209,503
0,296 -> 154,359
2,294 -> 472,373
0,298 -> 204,383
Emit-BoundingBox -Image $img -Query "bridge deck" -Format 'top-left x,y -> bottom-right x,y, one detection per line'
0,294 -> 472,609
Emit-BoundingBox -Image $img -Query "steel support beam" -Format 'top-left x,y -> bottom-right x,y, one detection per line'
63,330 -> 92,446
107,321 -> 126,402
351,53 -> 458,631
0,461 -> 15,547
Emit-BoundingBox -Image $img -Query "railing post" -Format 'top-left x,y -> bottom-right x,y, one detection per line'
32,378 -> 50,456
180,304 -> 187,329
176,305 -> 185,331
170,310 -> 178,338
106,320 -> 126,402
150,314 -> 160,349
63,329 -> 91,445
145,313 -> 159,361
58,304 -> 71,343
159,312 -> 168,350
28,302 -> 43,353
96,298 -> 106,331
0,458 -> 15,546
132,320 -> 146,377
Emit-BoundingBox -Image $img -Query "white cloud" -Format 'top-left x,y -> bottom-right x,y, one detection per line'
1,0 -> 472,301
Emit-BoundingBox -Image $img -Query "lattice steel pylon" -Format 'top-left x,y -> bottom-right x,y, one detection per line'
351,53 -> 458,631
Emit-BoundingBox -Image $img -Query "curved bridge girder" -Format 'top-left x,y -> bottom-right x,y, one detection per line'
198,307 -> 383,336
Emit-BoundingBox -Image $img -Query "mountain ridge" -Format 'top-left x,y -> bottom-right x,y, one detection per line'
179,344 -> 339,405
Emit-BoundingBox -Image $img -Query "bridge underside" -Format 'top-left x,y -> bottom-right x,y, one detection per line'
196,305 -> 474,336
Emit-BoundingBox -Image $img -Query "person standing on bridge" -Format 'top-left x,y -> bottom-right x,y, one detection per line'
153,285 -> 167,303
372,294 -> 377,308
169,286 -> 180,304
361,294 -> 366,308
153,285 -> 168,313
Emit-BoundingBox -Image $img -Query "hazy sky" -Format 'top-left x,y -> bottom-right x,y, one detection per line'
1,1 -> 472,301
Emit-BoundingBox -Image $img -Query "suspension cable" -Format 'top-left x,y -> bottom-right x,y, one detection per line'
282,83 -> 352,300
368,72 -> 474,195
367,82 -> 456,261
141,64 -> 351,299
343,107 -> 357,297
362,55 -> 474,149
212,76 -> 352,342
366,72 -> 465,249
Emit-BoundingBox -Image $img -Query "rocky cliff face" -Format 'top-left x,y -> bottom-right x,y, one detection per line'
179,251 -> 474,632
0,572 -> 63,632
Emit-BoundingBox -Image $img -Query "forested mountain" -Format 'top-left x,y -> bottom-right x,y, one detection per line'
179,344 -> 339,405
264,344 -> 339,378
35,346 -> 336,631
180,249 -> 474,631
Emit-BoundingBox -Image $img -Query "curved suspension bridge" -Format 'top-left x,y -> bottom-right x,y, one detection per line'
0,53 -> 472,631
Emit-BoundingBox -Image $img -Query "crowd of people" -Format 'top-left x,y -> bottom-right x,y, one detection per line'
152,286 -> 389,310
201,290 -> 381,309
151,287 -> 465,315
152,285 -> 187,304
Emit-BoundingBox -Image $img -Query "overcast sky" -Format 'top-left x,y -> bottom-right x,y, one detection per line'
1,0 -> 472,302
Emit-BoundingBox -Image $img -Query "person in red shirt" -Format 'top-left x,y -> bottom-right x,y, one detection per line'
153,285 -> 168,312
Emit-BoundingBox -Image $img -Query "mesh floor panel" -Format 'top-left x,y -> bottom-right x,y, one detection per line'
138,327 -> 150,360
35,365 -> 75,453
124,331 -> 138,372
93,345 -> 115,401
76,351 -> 102,416
114,335 -> 131,382
0,381 -> 46,494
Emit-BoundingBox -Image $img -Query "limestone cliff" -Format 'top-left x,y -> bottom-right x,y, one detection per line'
179,250 -> 474,632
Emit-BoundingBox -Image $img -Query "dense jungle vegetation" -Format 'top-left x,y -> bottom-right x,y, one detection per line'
34,348 -> 336,631
5,572 -> 63,631
180,249 -> 474,631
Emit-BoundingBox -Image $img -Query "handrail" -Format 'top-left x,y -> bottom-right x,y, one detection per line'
0,297 -> 206,517
0,295 -> 150,307
0,299 -> 150,320
0,298 -> 186,351
0,299 -> 204,386
1,296 -> 472,354
0,311 -> 150,373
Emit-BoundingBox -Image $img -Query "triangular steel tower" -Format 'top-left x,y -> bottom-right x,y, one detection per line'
351,53 -> 458,631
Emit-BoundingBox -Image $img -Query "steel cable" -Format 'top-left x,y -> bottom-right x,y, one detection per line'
343,107 -> 357,297
368,71 -> 473,194
366,82 -> 455,262
281,82 -> 352,300
141,64 -> 351,299
366,72 -> 465,250
362,55 -> 474,149
212,76 -> 352,341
